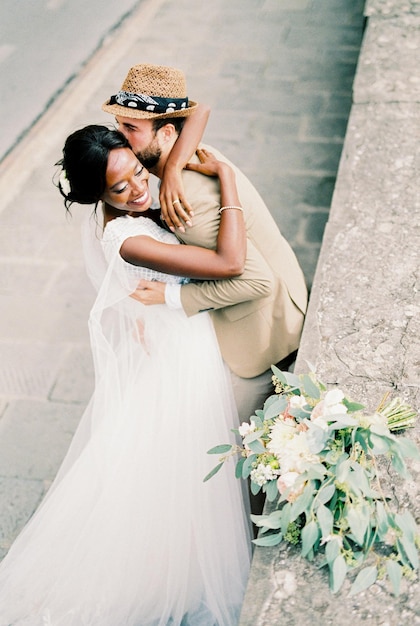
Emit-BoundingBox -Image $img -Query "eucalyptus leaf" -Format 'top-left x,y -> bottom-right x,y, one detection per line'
395,510 -> 418,540
396,539 -> 411,568
325,536 -> 341,564
347,504 -> 370,546
235,456 -> 245,479
207,444 -> 232,455
306,547 -> 315,561
342,399 -> 365,412
290,482 -> 314,521
250,512 -> 272,526
302,374 -> 321,399
364,527 -> 377,555
281,371 -> 302,389
369,433 -> 390,455
263,397 -> 288,420
335,458 -> 351,483
271,365 -> 287,383
392,436 -> 420,460
242,454 -> 257,479
317,483 -> 336,505
252,510 -> 283,530
386,560 -> 402,596
349,462 -> 376,497
203,462 -> 223,482
280,502 -> 292,535
375,501 -> 389,538
253,532 -> 283,547
303,360 -> 316,372
330,554 -> 347,593
306,424 -> 329,454
390,451 -> 409,479
265,479 -> 280,502
301,520 -> 319,557
400,534 -> 419,569
243,429 -> 265,444
251,480 -> 262,496
246,438 -> 267,454
346,471 -> 362,498
289,407 -> 311,420
316,503 -> 333,539
349,565 -> 378,596
370,423 -> 393,437
306,463 -> 328,480
328,415 -> 358,429
354,430 -> 369,453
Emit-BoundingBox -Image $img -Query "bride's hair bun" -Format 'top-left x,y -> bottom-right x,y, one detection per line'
56,125 -> 131,210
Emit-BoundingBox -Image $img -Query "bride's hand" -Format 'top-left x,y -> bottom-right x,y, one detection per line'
130,279 -> 166,305
159,164 -> 193,233
185,149 -> 230,178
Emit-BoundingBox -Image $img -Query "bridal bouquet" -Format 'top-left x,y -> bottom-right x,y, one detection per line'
205,367 -> 420,596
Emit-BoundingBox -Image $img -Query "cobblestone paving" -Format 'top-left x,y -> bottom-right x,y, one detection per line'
0,0 -> 366,559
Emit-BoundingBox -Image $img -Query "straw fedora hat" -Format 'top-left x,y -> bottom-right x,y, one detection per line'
102,63 -> 198,120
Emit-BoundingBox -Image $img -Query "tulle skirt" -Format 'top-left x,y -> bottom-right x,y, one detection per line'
0,304 -> 251,626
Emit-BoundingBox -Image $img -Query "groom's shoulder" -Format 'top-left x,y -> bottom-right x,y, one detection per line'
199,143 -> 235,168
198,144 -> 252,190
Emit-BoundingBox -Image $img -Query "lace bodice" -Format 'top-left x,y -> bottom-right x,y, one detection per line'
101,215 -> 187,285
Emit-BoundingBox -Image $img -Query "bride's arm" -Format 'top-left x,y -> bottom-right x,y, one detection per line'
121,149 -> 246,279
159,103 -> 210,231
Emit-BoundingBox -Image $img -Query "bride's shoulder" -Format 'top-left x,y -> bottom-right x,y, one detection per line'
103,215 -> 153,241
103,214 -> 178,249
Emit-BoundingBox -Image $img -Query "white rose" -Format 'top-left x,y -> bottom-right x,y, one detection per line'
289,395 -> 307,409
323,389 -> 348,416
238,419 -> 256,437
267,418 -> 295,457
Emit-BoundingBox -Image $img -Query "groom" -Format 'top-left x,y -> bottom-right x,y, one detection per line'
102,63 -> 308,422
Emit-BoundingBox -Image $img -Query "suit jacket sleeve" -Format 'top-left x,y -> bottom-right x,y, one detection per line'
176,159 -> 276,317
180,240 -> 274,316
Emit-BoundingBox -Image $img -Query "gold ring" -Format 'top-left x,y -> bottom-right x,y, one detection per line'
173,199 -> 181,205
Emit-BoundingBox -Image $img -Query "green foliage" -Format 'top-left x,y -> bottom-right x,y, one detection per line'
205,369 -> 420,595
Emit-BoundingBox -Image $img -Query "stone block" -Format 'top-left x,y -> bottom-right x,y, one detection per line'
50,345 -> 94,404
0,399 -> 82,481
365,0 -> 420,17
330,103 -> 420,226
0,477 -> 45,558
354,15 -> 420,103
0,342 -> 65,398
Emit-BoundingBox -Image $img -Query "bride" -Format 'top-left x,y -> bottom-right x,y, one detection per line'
0,125 -> 254,626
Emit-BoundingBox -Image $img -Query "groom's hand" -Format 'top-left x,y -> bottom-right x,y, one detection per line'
130,279 -> 166,305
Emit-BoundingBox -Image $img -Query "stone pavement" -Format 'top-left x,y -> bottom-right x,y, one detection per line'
0,0 -> 367,618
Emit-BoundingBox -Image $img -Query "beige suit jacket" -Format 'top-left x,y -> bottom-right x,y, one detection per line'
177,144 -> 308,378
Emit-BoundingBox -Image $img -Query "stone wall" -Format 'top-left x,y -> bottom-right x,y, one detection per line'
239,1 -> 420,624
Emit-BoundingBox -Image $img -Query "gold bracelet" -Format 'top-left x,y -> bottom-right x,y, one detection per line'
219,205 -> 243,214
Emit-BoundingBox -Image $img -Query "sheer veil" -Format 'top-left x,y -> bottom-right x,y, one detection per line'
0,213 -> 251,626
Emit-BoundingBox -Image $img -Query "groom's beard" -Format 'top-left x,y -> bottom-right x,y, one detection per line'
135,143 -> 162,172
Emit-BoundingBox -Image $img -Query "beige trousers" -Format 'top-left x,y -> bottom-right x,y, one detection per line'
229,351 -> 297,423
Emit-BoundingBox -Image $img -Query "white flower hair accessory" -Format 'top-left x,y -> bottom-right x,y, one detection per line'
59,169 -> 71,196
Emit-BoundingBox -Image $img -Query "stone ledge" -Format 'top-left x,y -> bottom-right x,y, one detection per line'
239,1 -> 420,623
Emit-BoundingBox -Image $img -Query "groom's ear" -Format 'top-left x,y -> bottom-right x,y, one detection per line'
156,122 -> 178,144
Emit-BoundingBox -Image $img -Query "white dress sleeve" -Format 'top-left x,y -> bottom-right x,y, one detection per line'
101,215 -> 188,286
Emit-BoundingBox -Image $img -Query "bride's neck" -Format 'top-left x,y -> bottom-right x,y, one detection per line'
101,202 -> 161,228
102,202 -> 131,226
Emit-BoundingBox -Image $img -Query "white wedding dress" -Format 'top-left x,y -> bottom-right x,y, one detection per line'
0,215 -> 251,626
